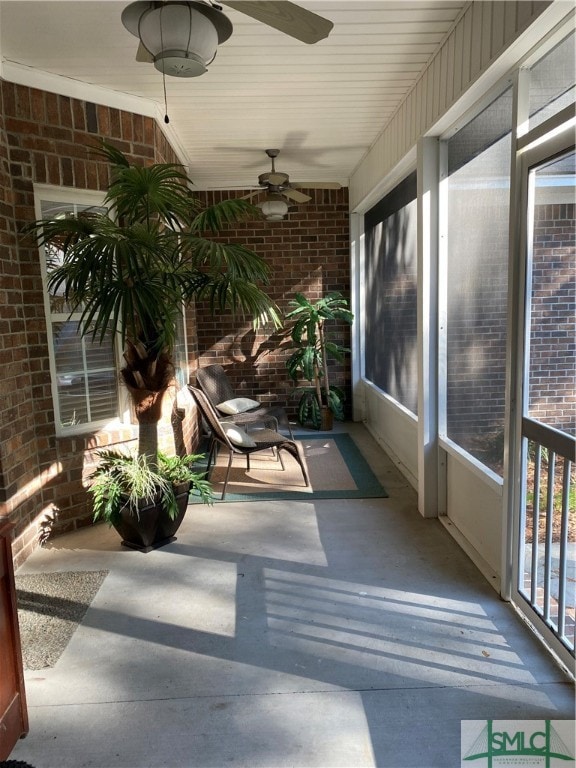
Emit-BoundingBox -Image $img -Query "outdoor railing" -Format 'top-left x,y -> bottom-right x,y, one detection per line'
519,417 -> 575,657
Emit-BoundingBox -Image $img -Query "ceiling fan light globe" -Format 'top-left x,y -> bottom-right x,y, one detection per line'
123,1 -> 232,77
154,51 -> 208,78
257,198 -> 289,221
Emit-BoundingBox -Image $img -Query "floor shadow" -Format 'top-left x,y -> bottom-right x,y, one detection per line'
13,426 -> 575,767
70,529 -> 575,766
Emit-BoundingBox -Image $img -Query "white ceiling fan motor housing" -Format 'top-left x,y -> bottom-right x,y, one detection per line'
258,171 -> 290,187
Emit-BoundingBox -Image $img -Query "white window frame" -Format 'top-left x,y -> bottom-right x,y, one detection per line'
34,184 -> 130,436
438,79 -> 514,490
362,172 -> 419,416
436,19 -> 575,490
173,308 -> 190,388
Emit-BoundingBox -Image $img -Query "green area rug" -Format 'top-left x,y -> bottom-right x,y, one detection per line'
191,432 -> 388,502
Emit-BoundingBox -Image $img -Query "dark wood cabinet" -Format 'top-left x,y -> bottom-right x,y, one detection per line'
0,521 -> 28,760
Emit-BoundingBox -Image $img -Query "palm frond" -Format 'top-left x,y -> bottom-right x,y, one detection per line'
107,164 -> 198,229
93,141 -> 130,168
179,236 -> 272,284
189,198 -> 260,234
197,274 -> 281,329
94,141 -> 200,230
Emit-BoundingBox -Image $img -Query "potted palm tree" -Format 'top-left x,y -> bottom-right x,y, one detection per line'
285,292 -> 353,430
27,141 -> 280,550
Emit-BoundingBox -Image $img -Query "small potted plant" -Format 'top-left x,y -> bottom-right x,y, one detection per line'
285,292 -> 353,430
89,450 -> 213,551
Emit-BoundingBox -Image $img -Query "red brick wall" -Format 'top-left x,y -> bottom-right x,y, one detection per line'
192,188 -> 351,418
529,203 -> 575,432
0,81 -> 351,565
0,85 -> 42,564
0,81 -> 201,565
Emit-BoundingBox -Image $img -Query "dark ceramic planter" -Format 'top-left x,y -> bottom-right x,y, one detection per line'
113,483 -> 190,553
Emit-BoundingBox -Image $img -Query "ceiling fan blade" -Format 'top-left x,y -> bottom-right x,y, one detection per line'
292,182 -> 342,190
241,190 -> 264,200
283,188 -> 311,203
135,41 -> 154,63
221,1 -> 333,44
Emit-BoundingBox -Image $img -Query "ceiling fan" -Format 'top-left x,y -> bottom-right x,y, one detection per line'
122,1 -> 334,78
241,149 -> 342,220
245,149 -> 342,204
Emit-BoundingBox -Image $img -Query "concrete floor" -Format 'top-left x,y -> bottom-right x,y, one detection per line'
10,423 -> 575,768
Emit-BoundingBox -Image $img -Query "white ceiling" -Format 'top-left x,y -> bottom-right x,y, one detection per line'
0,0 -> 466,189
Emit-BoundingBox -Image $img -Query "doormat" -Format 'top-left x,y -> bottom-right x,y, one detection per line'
15,570 -> 108,669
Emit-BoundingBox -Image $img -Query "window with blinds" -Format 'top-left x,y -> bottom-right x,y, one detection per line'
38,189 -> 190,435
39,195 -> 120,433
173,311 -> 189,388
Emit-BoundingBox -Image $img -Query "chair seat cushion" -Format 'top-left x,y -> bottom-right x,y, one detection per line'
221,421 -> 257,447
217,397 -> 261,415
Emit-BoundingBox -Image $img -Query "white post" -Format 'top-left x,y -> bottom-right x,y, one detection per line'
350,212 -> 365,422
417,137 -> 441,518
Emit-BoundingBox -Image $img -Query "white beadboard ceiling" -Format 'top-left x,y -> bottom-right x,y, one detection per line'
0,0 -> 466,189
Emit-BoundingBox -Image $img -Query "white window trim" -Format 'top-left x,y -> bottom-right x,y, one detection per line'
437,80 -> 515,489
173,307 -> 190,389
34,183 -> 130,436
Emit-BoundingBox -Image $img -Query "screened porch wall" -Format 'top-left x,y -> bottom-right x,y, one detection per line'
349,1 -> 574,590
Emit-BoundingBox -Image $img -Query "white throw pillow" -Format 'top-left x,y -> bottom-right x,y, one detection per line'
217,397 -> 260,415
221,421 -> 257,448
